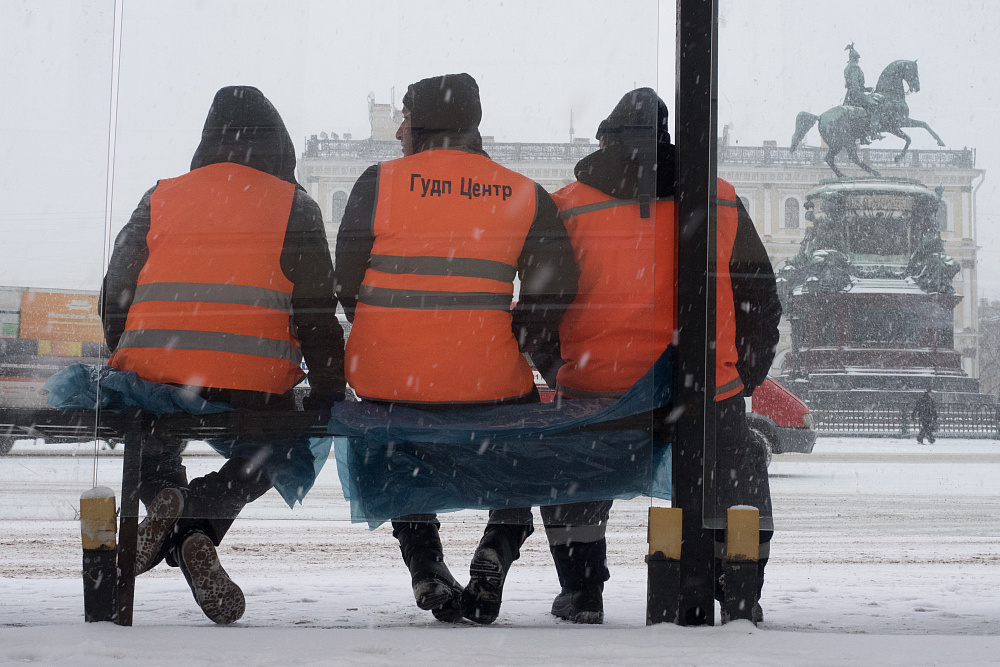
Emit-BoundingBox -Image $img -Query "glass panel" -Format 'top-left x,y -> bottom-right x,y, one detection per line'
3,0 -> 824,634
0,1 -> 116,533
6,0 -> 1000,646
720,0 -> 998,635
70,0 -> 668,628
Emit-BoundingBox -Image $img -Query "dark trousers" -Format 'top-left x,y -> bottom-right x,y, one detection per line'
139,389 -> 294,549
387,388 -> 543,537
482,501 -> 613,547
713,393 -> 773,565
917,420 -> 936,443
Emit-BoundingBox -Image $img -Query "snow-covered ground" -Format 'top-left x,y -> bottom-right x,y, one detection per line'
2,436 -> 999,665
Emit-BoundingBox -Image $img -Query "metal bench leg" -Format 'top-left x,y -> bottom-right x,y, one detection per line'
115,426 -> 144,626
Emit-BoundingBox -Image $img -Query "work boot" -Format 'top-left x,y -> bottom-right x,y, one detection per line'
548,540 -> 610,624
716,556 -> 767,625
177,531 -> 245,625
551,584 -> 604,624
393,518 -> 464,622
135,487 -> 184,575
462,523 -> 529,624
755,557 -> 767,623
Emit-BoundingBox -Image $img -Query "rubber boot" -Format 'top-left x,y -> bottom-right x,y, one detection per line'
549,539 -> 610,624
462,523 -> 531,624
393,518 -> 464,622
717,555 -> 766,624
754,557 -> 767,623
135,487 -> 184,575
173,530 -> 245,625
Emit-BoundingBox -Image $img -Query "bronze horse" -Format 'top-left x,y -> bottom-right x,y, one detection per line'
791,60 -> 945,178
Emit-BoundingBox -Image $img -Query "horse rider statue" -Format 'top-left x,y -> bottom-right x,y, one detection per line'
844,44 -> 882,144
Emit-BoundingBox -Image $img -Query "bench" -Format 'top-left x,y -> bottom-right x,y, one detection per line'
0,405 -> 329,625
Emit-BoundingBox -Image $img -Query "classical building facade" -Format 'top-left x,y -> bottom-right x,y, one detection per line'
298,100 -> 984,378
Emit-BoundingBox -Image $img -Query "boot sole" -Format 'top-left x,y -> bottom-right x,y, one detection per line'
180,533 -> 245,625
462,549 -> 504,624
135,488 -> 183,575
414,580 -> 456,611
569,610 -> 604,624
413,581 -> 464,623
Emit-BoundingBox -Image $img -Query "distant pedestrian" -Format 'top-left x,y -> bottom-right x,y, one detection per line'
912,390 -> 938,444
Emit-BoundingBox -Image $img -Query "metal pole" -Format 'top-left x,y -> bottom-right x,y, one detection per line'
114,413 -> 144,626
673,0 -> 719,626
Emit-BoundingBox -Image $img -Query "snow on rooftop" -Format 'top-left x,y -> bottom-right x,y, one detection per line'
808,178 -> 936,197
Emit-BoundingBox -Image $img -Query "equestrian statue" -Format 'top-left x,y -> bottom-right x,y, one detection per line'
791,44 -> 945,178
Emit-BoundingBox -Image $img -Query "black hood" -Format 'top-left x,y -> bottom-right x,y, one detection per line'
190,86 -> 298,185
402,73 -> 486,155
576,87 -> 675,199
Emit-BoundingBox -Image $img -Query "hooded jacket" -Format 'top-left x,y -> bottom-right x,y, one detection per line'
335,73 -> 579,402
101,86 -> 345,403
555,88 -> 781,397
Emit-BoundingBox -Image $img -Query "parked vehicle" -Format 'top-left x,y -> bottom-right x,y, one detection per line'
747,377 -> 816,465
535,372 -> 815,466
1,287 -> 108,453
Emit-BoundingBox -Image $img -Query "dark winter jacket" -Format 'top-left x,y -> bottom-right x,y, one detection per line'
572,119 -> 781,395
101,86 -> 345,406
335,74 -> 578,388
912,393 -> 938,424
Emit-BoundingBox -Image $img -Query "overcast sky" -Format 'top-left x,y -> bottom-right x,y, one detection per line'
3,0 -> 999,297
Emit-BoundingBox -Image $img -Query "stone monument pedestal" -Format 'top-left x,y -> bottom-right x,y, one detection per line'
779,178 -> 985,410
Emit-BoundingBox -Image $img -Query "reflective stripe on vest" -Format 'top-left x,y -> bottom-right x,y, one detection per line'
558,196 -> 675,220
369,254 -> 517,283
132,282 -> 292,311
552,179 -> 743,401
116,329 -> 301,364
346,150 -> 536,404
358,285 -> 513,310
108,162 -> 304,394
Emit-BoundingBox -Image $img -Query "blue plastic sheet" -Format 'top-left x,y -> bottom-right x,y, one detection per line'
44,363 -> 233,416
329,348 -> 673,527
44,364 -> 331,508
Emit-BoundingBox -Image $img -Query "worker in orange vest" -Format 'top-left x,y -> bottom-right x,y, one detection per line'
547,88 -> 782,623
101,86 -> 345,624
335,73 -> 579,623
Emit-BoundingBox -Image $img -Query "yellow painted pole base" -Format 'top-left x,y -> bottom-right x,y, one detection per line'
81,487 -> 117,622
647,507 -> 682,559
725,507 -> 759,562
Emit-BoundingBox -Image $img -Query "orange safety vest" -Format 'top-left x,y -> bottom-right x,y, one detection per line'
551,179 -> 743,401
345,150 -> 536,404
108,162 -> 304,394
